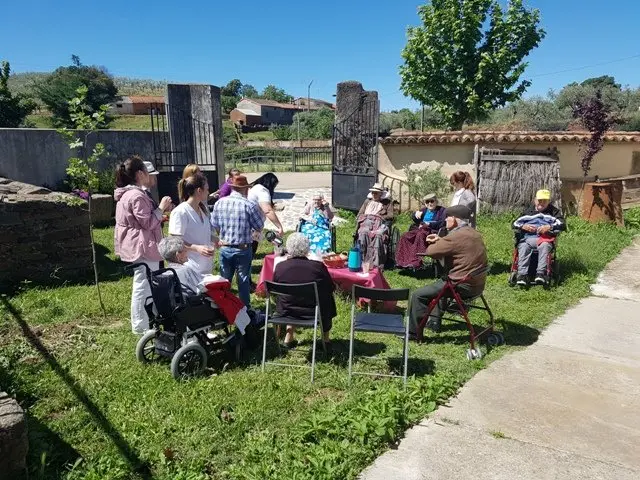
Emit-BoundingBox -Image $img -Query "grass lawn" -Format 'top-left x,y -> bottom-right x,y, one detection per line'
0,214 -> 635,479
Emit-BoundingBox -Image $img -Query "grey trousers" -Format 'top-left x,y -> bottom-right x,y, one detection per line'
409,280 -> 474,333
518,237 -> 553,276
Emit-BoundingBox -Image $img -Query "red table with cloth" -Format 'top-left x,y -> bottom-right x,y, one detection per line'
256,253 -> 397,311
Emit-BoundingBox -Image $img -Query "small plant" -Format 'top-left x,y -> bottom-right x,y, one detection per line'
404,165 -> 450,203
57,85 -> 110,318
623,207 -> 640,229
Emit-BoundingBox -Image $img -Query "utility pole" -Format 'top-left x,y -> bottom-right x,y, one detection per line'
420,104 -> 425,132
307,80 -> 314,112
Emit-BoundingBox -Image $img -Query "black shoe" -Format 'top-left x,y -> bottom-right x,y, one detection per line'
534,274 -> 549,286
516,274 -> 529,286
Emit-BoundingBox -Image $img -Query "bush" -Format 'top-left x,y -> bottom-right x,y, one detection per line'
624,207 -> 640,229
270,124 -> 292,140
223,122 -> 239,144
404,165 -> 450,203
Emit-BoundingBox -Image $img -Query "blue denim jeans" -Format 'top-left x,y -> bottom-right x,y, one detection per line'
219,246 -> 253,307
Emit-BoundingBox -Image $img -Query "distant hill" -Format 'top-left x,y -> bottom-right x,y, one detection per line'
7,72 -> 167,99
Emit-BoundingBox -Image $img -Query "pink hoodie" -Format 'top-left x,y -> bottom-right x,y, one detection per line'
114,185 -> 162,262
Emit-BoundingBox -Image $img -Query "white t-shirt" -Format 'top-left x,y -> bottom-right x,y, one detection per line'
248,184 -> 271,205
168,202 -> 213,275
451,188 -> 465,206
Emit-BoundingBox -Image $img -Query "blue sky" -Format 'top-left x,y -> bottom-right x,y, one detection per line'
3,0 -> 640,111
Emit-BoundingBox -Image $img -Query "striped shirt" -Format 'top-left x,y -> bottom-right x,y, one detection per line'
211,191 -> 264,245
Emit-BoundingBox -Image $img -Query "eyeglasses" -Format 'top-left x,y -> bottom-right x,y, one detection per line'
425,199 -> 436,204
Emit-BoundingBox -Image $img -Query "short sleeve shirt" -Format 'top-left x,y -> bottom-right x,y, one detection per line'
248,184 -> 271,205
168,202 -> 213,275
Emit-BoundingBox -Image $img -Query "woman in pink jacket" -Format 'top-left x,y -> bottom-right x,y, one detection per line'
114,156 -> 173,334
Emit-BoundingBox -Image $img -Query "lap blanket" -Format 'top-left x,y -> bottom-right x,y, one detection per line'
300,209 -> 332,253
395,226 -> 430,269
357,214 -> 389,268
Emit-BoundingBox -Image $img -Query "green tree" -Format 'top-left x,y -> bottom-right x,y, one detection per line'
400,0 -> 545,129
57,85 -> 110,317
35,56 -> 118,128
0,61 -> 36,127
261,85 -> 293,103
222,95 -> 238,114
221,78 -> 243,97
581,75 -> 621,91
241,84 -> 259,98
289,107 -> 334,139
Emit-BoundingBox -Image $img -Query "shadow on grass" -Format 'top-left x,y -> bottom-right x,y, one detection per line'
1,297 -> 153,479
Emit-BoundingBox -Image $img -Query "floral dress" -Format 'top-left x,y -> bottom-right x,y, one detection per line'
300,207 -> 332,253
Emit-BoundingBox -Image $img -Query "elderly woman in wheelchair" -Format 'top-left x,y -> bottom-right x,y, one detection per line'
298,192 -> 335,253
130,237 -> 254,380
355,183 -> 395,269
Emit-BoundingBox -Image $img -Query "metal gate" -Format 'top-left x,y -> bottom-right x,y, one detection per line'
331,98 -> 380,210
149,103 -> 219,203
475,146 -> 561,214
150,103 -> 217,171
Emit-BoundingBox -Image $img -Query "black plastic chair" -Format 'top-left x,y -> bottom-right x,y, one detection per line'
261,281 -> 322,382
348,285 -> 411,385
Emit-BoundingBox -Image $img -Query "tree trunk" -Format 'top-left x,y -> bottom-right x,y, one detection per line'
87,194 -> 107,318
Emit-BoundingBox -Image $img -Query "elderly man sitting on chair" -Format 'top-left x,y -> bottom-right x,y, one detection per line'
408,205 -> 488,334
158,236 -> 204,295
513,189 -> 566,286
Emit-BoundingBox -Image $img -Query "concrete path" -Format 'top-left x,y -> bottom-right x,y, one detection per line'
361,240 -> 640,480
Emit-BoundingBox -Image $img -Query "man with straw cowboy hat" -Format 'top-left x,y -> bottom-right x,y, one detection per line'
211,175 -> 264,307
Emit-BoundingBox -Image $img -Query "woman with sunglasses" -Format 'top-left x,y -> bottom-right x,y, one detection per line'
395,193 -> 446,269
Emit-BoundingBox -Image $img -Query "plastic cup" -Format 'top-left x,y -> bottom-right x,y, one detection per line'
362,261 -> 370,274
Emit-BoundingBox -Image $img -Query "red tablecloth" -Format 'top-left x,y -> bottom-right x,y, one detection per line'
256,254 -> 397,311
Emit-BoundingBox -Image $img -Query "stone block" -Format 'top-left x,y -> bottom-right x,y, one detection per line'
0,392 -> 28,478
91,194 -> 114,225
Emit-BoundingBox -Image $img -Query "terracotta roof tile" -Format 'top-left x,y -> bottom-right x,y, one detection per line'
379,130 -> 640,144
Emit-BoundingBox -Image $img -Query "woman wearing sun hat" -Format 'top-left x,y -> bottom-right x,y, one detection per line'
355,182 -> 394,268
395,193 -> 447,269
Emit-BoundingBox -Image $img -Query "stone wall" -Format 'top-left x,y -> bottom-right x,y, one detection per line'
0,128 -> 166,189
0,178 -> 92,287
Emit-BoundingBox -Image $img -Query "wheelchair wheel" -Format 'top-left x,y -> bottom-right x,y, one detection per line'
466,347 -> 483,360
171,343 -> 208,380
136,329 -> 159,363
507,271 -> 518,287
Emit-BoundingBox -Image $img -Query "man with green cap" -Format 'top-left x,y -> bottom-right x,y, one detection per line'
512,189 -> 565,286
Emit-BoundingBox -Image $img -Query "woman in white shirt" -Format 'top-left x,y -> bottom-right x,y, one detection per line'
449,171 -> 477,227
248,173 -> 284,254
169,172 -> 215,276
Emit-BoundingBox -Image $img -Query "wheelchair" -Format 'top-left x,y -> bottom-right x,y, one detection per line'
507,232 -> 560,288
417,266 -> 502,360
126,263 -> 245,380
353,218 -> 400,270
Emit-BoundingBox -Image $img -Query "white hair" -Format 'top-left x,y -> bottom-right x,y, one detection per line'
158,236 -> 184,263
312,192 -> 324,200
286,232 -> 310,258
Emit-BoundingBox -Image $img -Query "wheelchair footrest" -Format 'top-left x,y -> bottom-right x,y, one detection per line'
155,331 -> 180,358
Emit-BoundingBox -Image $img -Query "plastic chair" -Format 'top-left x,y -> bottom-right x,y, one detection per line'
348,285 -> 411,385
261,281 -> 322,382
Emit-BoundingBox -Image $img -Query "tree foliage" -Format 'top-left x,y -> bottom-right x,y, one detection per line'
35,56 -> 118,128
0,60 -> 36,127
400,0 -> 545,129
261,85 -> 293,104
572,90 -> 615,176
289,107 -> 334,139
57,85 -> 110,316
